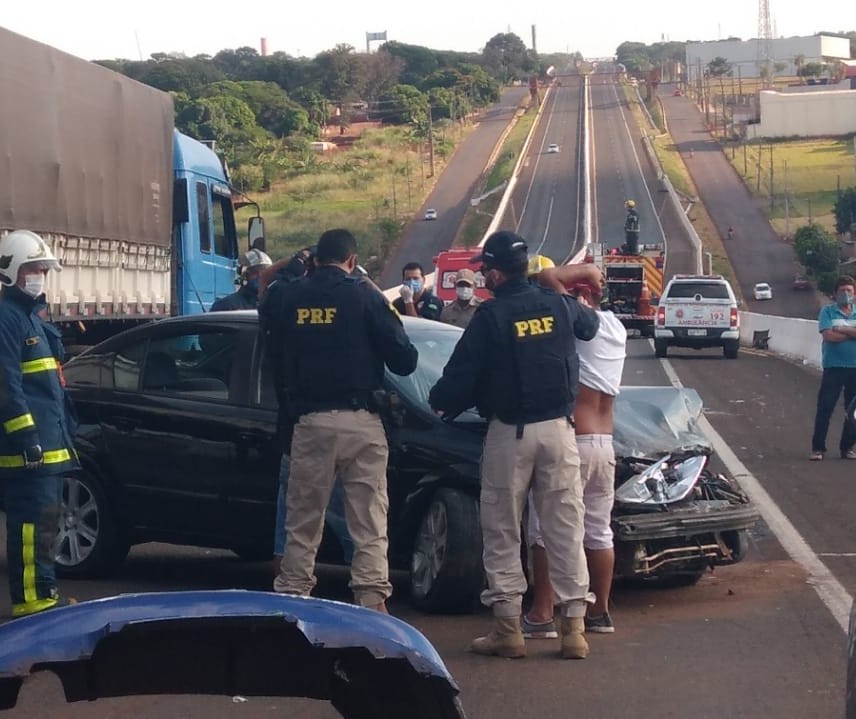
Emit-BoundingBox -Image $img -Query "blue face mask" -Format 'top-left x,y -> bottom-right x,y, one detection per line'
837,291 -> 854,307
246,277 -> 260,293
405,279 -> 423,293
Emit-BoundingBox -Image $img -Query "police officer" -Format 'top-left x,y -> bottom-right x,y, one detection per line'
0,230 -> 80,617
264,228 -> 418,612
429,230 -> 603,659
211,248 -> 273,311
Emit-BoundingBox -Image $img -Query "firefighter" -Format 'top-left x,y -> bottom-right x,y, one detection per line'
0,230 -> 80,617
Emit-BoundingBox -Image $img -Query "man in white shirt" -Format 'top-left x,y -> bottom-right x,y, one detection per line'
522,267 -> 627,637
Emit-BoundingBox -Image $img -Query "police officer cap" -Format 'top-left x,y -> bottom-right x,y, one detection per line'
470,231 -> 529,271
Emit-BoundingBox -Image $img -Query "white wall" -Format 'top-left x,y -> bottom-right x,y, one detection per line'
746,89 -> 856,139
739,311 -> 821,369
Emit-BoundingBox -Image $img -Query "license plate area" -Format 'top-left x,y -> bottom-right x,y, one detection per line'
687,329 -> 707,337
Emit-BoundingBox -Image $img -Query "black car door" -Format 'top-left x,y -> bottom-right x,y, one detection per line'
220,329 -> 282,555
94,322 -> 252,546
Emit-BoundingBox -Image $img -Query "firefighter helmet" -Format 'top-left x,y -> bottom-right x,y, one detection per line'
625,199 -> 636,210
0,230 -> 61,286
527,254 -> 556,277
240,248 -> 273,270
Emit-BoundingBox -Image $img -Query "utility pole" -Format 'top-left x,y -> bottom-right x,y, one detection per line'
784,160 -> 790,240
427,112 -> 435,178
769,144 -> 774,209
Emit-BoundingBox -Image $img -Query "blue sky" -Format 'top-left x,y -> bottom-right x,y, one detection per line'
1,1 -> 850,61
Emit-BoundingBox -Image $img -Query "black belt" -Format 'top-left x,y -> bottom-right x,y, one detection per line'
297,395 -> 376,415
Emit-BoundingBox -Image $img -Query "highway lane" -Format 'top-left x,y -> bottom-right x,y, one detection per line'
378,86 -> 529,289
501,76 -> 584,263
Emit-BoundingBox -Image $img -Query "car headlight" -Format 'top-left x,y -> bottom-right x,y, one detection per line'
614,454 -> 707,506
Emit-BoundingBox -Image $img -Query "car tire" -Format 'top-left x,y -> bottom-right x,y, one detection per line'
654,339 -> 668,358
410,488 -> 483,614
55,469 -> 129,579
723,341 -> 739,359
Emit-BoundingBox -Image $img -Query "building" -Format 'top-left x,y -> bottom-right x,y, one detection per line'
685,34 -> 851,85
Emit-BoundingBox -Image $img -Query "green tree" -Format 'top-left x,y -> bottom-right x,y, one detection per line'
482,33 -> 532,83
834,187 -> 856,235
315,44 -> 366,103
794,223 -> 839,274
799,62 -> 824,80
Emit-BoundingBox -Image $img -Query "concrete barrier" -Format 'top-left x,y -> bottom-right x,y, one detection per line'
739,311 -> 821,369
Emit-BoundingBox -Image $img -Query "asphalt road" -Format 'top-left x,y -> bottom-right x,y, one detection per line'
378,86 -> 529,290
2,78 -> 852,718
500,76 -> 584,263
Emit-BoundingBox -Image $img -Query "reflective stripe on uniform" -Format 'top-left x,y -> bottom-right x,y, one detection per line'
0,448 -> 72,468
3,413 -> 35,433
21,523 -> 36,604
12,597 -> 58,617
20,357 -> 59,374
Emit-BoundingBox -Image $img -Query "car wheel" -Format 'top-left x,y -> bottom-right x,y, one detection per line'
723,341 -> 739,359
654,339 -> 668,358
55,470 -> 128,579
410,488 -> 483,614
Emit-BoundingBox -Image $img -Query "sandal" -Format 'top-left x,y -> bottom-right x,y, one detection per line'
809,451 -> 824,461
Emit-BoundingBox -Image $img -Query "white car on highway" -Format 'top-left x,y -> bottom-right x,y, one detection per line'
424,208 -> 437,221
547,143 -> 560,153
753,282 -> 773,300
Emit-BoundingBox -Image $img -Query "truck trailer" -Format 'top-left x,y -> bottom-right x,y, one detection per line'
0,26 -> 263,346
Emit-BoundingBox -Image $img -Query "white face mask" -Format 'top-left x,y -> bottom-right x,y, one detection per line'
22,273 -> 46,298
456,286 -> 474,301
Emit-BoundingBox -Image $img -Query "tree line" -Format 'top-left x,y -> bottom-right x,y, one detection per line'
95,34 -> 580,191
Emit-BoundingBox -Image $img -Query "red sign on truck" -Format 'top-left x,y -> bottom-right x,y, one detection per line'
433,249 -> 493,304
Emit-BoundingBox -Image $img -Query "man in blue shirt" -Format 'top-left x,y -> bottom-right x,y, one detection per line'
810,275 -> 856,460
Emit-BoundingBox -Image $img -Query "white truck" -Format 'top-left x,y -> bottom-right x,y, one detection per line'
654,274 -> 740,359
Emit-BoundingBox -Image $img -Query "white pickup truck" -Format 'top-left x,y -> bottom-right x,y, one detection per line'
654,275 -> 740,359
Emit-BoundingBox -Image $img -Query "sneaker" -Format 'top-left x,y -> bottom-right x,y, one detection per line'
521,615 -> 558,639
584,613 -> 615,634
841,449 -> 856,460
809,451 -> 824,461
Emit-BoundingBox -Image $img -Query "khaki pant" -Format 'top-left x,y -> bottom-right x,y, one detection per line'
273,409 -> 391,606
526,434 -> 616,551
480,418 -> 591,618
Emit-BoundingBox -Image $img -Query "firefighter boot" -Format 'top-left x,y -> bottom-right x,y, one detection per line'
560,616 -> 589,659
470,616 -> 526,658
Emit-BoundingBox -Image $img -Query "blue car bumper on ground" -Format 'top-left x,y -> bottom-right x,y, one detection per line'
0,590 -> 466,719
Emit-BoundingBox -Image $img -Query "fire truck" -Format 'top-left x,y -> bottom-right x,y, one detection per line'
586,242 -> 665,336
432,248 -> 493,303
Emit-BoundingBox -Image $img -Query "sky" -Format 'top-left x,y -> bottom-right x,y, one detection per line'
1,1 -> 851,62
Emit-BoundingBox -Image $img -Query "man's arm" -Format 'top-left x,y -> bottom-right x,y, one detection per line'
564,296 -> 600,341
0,313 -> 41,464
429,311 -> 490,416
365,289 -> 419,376
536,265 -> 604,295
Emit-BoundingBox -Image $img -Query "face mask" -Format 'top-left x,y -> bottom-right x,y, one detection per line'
22,273 -> 46,298
837,291 -> 854,307
245,277 -> 260,293
456,286 -> 474,301
405,279 -> 423,293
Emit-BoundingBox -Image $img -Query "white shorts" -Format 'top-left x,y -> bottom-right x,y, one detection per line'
526,434 -> 616,551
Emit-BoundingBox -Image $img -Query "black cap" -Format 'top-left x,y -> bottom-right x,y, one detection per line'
470,231 -> 529,271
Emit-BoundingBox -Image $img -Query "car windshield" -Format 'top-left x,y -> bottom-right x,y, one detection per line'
386,322 -> 483,423
756,284 -> 770,291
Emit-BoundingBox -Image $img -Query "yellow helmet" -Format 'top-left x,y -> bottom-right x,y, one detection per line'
626,199 -> 636,209
527,254 -> 555,276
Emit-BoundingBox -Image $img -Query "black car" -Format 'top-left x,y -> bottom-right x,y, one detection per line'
59,312 -> 757,613
60,313 -> 485,613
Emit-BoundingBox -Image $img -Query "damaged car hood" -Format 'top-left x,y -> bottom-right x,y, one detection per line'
0,590 -> 466,719
613,386 -> 712,459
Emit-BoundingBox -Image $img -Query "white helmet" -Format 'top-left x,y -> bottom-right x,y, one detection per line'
0,230 -> 61,286
240,248 -> 273,270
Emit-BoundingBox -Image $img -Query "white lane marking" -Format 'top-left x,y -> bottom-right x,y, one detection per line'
657,351 -> 853,634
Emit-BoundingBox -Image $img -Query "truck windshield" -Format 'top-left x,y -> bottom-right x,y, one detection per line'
667,283 -> 730,299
